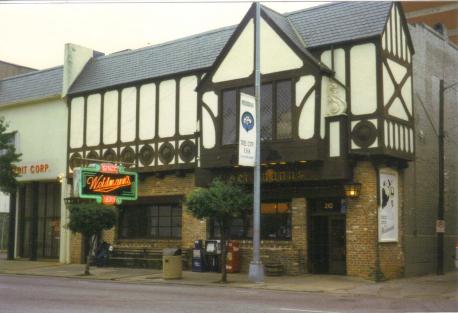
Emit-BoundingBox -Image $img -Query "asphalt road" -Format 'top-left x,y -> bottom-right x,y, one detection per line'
1,275 -> 457,313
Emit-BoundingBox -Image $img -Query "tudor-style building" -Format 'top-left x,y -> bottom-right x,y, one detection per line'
64,2 -> 417,279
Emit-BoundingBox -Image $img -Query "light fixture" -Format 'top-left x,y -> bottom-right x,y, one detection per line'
298,160 -> 307,164
279,162 -> 287,165
344,181 -> 361,199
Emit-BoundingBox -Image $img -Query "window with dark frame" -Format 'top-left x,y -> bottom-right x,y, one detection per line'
119,204 -> 182,239
220,80 -> 292,145
210,201 -> 291,240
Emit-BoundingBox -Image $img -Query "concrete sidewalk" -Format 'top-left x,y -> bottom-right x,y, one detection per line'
0,256 -> 456,301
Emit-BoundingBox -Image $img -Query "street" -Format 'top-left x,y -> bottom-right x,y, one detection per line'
0,275 -> 456,313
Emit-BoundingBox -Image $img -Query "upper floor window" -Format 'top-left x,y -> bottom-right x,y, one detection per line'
221,80 -> 292,145
0,132 -> 18,156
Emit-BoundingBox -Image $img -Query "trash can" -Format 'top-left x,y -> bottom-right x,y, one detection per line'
162,248 -> 182,279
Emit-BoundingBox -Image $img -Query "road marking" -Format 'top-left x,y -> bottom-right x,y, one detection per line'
280,308 -> 343,313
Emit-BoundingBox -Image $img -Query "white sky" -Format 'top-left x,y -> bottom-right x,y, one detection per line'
0,0 -> 327,70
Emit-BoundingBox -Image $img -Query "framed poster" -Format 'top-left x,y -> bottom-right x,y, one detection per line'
378,168 -> 399,242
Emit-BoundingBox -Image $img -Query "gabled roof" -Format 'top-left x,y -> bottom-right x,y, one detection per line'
0,2 -> 400,105
63,2 -> 393,96
0,66 -> 63,107
68,26 -> 235,95
286,1 -> 392,48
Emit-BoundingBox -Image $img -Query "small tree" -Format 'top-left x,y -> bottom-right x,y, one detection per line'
67,203 -> 116,275
185,179 -> 251,283
0,117 -> 21,194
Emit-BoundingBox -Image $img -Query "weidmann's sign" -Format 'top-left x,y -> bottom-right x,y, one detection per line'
74,163 -> 138,205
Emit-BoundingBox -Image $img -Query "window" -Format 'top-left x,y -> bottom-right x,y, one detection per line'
210,201 -> 291,240
0,132 -> 18,156
119,204 -> 182,239
222,90 -> 237,145
221,80 -> 292,145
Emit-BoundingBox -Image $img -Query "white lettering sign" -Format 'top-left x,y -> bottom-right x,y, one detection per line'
238,93 -> 256,167
378,168 -> 399,242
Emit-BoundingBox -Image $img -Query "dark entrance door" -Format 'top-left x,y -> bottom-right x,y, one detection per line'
18,182 -> 60,259
309,198 -> 346,274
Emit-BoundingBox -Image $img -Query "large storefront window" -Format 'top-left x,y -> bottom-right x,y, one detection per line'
221,80 -> 292,145
210,201 -> 291,240
119,204 -> 182,239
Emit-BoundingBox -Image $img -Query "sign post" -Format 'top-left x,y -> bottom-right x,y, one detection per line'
248,1 -> 264,283
74,163 -> 138,205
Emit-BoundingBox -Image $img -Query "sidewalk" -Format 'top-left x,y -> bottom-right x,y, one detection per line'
0,256 -> 456,301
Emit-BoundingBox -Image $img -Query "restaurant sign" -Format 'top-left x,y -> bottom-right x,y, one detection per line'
74,163 -> 138,205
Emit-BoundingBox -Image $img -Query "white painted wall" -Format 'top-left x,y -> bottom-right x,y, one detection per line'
139,83 -> 156,140
103,90 -> 118,145
202,91 -> 218,149
350,43 -> 377,115
120,87 -> 137,142
0,97 -> 69,262
298,90 -> 315,140
329,121 -> 340,157
213,20 -> 254,83
69,97 -> 84,149
0,192 -> 9,213
86,93 -> 101,147
179,76 -> 198,135
158,80 -> 176,138
260,19 -> 302,74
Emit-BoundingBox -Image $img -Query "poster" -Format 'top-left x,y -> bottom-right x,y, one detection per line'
378,168 -> 399,242
238,93 -> 256,167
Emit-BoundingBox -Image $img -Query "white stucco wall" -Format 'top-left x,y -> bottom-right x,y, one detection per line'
0,98 -> 68,182
0,98 -> 70,263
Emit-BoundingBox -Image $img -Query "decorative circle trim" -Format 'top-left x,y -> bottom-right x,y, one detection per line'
120,146 -> 136,164
86,150 -> 99,160
179,140 -> 196,163
158,142 -> 175,165
139,145 -> 155,166
69,152 -> 82,170
103,149 -> 117,162
352,120 -> 377,148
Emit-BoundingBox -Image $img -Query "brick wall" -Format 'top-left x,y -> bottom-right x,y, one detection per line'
404,24 -> 458,276
109,173 -> 205,251
347,161 -> 405,281
232,197 -> 307,275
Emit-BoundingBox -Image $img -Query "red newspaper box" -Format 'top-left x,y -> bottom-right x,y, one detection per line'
226,241 -> 240,273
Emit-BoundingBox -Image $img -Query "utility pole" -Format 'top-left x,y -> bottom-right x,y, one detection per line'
248,1 -> 264,283
437,79 -> 444,275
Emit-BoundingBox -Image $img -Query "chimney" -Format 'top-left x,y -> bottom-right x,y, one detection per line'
62,43 -> 104,97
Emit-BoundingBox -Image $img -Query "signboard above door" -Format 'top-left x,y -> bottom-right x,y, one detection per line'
73,163 -> 138,205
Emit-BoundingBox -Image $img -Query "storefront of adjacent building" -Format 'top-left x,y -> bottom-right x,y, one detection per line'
61,2 -> 433,280
0,67 -> 69,261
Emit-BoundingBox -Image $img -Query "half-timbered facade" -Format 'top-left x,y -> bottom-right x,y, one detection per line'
63,2 -> 417,279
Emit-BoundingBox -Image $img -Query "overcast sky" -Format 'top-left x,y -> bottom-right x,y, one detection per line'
0,0 -> 327,70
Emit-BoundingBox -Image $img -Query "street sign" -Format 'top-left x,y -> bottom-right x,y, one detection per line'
74,163 -> 138,205
238,92 -> 256,167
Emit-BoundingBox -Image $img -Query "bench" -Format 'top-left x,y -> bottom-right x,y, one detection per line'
109,246 -> 190,270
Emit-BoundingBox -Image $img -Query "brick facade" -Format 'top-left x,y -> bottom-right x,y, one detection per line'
73,164 -> 408,280
347,161 -> 404,280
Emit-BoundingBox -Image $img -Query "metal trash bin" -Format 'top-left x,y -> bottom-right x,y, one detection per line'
162,248 -> 182,279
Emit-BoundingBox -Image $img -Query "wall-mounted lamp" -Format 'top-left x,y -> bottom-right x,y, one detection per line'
344,181 -> 361,199
57,174 -> 64,184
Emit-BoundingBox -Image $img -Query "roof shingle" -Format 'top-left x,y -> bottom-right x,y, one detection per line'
0,66 -> 63,106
